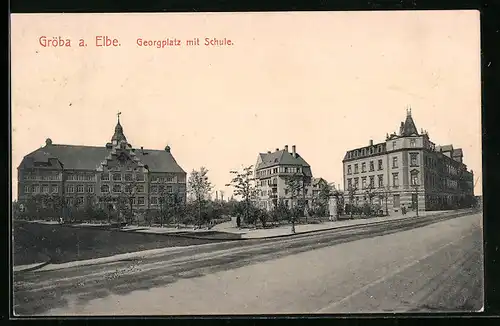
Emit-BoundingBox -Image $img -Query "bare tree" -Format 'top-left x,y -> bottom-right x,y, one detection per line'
225,165 -> 258,228
347,185 -> 358,218
284,172 -> 306,233
188,167 -> 214,227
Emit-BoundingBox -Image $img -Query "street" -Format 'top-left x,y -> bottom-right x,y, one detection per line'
13,211 -> 483,315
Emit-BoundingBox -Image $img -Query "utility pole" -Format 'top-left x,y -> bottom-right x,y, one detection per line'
413,184 -> 419,217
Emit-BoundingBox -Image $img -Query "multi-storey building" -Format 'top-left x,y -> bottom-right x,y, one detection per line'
17,115 -> 187,217
254,145 -> 317,211
342,109 -> 475,213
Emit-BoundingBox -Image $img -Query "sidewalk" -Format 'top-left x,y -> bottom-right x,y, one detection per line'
237,210 -> 449,239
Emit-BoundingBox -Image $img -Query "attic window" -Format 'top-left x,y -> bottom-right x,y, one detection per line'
274,158 -> 278,162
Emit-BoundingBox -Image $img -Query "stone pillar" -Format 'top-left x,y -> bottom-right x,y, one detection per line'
328,197 -> 338,221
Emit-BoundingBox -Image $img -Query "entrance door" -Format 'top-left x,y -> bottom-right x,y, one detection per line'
411,193 -> 418,210
393,194 -> 400,209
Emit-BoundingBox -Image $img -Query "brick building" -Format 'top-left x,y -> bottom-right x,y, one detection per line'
17,115 -> 187,218
342,109 -> 475,213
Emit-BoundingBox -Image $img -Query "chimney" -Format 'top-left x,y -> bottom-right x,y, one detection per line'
369,139 -> 373,146
284,145 -> 289,152
292,145 -> 296,158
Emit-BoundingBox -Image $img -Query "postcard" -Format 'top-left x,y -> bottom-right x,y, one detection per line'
11,11 -> 483,316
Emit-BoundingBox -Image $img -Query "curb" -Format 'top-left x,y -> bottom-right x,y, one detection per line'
13,260 -> 52,274
17,240 -> 239,273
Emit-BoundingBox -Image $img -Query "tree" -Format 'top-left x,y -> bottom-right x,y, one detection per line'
226,165 -> 258,228
365,184 -> 377,216
377,186 -> 390,216
188,167 -> 214,228
122,176 -> 140,225
284,172 -> 306,233
347,185 -> 358,218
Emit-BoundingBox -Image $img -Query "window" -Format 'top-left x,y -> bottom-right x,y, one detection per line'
369,176 -> 375,188
284,167 -> 288,173
392,173 -> 399,187
125,174 -> 132,182
411,172 -> 419,186
138,197 -> 145,205
354,178 -> 359,189
347,179 -> 352,189
392,141 -> 396,150
101,173 -> 109,181
113,173 -> 122,181
67,174 -> 75,181
392,157 -> 398,168
87,185 -> 94,193
78,174 -> 85,181
166,176 -> 174,182
347,165 -> 352,175
136,173 -> 144,181
137,185 -> 144,193
42,185 -> 49,193
354,164 -> 359,173
378,159 -> 383,170
410,139 -> 416,147
76,197 -> 84,206
410,153 -> 419,166
77,185 -> 84,193
369,161 -> 374,172
150,197 -> 158,205
86,175 -> 94,181
67,185 -> 74,193
362,177 -> 367,189
113,184 -> 121,193
151,186 -> 158,193
361,163 -> 366,173
285,189 -> 289,195
378,175 -> 384,188
51,185 -> 59,193
66,198 -> 74,206
24,185 -> 31,193
125,185 -> 133,193
101,185 -> 109,193
166,186 -> 173,193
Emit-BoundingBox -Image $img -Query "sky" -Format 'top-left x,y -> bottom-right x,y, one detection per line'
10,11 -> 482,200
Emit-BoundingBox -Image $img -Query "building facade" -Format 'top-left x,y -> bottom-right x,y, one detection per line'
342,109 -> 475,213
254,145 -> 322,211
17,116 -> 187,217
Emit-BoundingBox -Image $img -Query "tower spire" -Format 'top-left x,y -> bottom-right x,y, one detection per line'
111,112 -> 127,144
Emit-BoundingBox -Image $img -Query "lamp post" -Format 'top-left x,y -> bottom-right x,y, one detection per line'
412,184 -> 419,217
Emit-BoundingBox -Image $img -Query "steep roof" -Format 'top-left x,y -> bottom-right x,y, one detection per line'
256,149 -> 312,177
436,144 -> 454,153
400,109 -> 419,136
19,144 -> 186,173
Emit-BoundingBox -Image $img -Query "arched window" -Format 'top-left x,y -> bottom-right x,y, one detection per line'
101,185 -> 109,193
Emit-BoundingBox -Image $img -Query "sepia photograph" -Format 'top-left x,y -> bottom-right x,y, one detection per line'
10,10 -> 483,316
